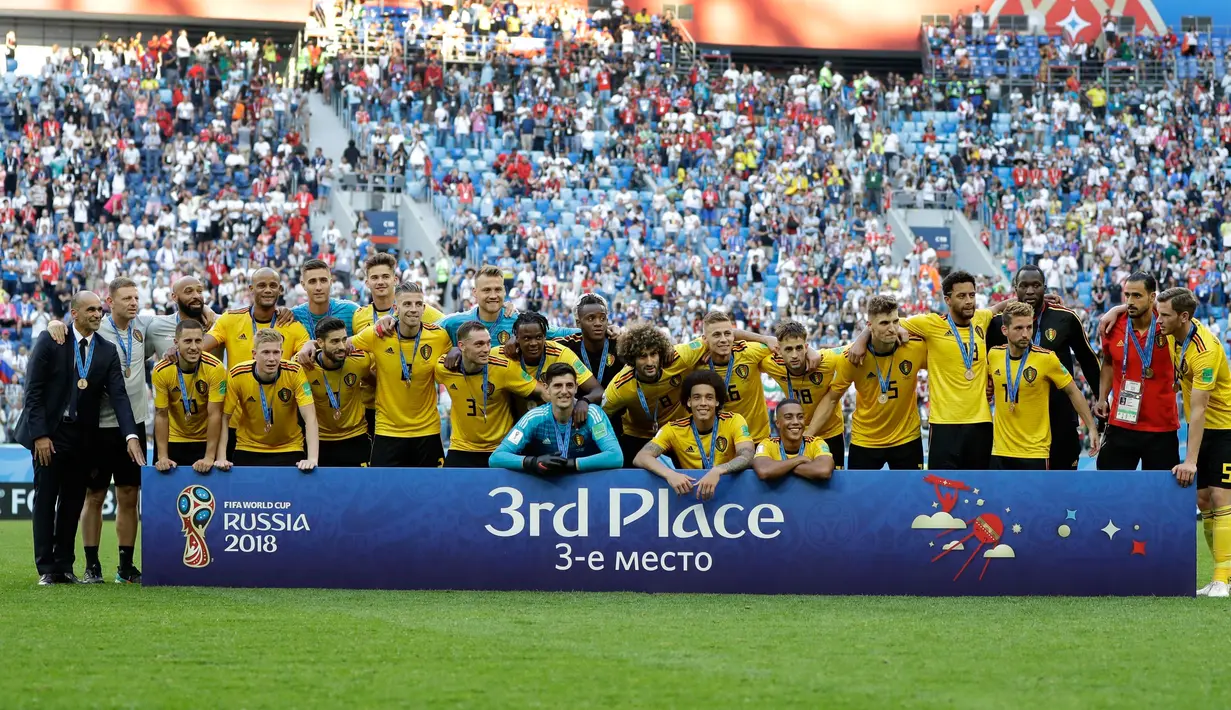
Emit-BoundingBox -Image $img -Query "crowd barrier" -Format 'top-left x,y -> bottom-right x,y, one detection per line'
143,467 -> 1194,596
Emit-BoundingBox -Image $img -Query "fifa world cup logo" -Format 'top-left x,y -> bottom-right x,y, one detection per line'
177,485 -> 215,568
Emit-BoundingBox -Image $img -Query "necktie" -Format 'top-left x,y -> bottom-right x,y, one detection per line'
68,338 -> 87,421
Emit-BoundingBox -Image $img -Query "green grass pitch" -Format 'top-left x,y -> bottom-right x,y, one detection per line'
0,521 -> 1220,708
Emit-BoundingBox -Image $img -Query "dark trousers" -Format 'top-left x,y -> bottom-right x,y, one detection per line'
991,455 -> 1048,470
32,422 -> 87,575
444,449 -> 492,468
319,434 -> 372,468
848,437 -> 924,470
369,434 -> 444,468
1097,426 -> 1180,471
927,422 -> 994,470
825,433 -> 846,470
619,435 -> 652,468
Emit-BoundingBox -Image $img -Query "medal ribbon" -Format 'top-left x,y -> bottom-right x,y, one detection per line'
1121,311 -> 1157,378
257,378 -> 274,431
691,419 -> 721,470
1176,322 -> 1198,386
636,383 -> 659,429
176,364 -> 197,417
1005,347 -> 1029,406
466,364 -> 489,420
249,306 -> 272,340
554,419 -> 573,457
1032,303 -> 1046,346
580,338 -> 609,384
396,320 -> 423,382
947,314 -> 975,373
871,347 -> 895,397
710,355 -> 735,390
317,354 -> 343,416
109,315 -> 132,374
74,329 -> 95,380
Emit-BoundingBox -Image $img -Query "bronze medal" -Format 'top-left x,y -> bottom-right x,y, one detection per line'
264,421 -> 272,432
877,393 -> 889,404
1008,402 -> 1016,414
333,409 -> 341,420
964,369 -> 975,381
1173,381 -> 1181,393
1142,366 -> 1154,379
77,378 -> 88,390
123,367 -> 130,378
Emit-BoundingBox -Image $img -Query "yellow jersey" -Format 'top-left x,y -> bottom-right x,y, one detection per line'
988,345 -> 1072,458
352,323 -> 451,437
649,412 -> 753,470
435,354 -> 538,452
503,342 -> 593,418
151,354 -> 227,443
208,308 -> 311,366
696,341 -> 773,440
830,338 -> 927,448
602,340 -> 710,438
306,353 -> 373,441
754,436 -> 831,461
902,309 -> 995,424
1170,320 -> 1231,431
760,349 -> 845,440
353,302 -> 442,334
224,360 -> 315,454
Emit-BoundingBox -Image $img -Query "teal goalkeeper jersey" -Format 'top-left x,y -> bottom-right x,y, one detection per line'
489,404 -> 623,472
438,307 -> 578,347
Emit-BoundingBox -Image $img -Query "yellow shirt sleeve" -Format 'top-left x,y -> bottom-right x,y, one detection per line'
649,424 -> 675,453
207,312 -> 233,347
754,438 -> 782,459
807,437 -> 832,458
727,413 -> 753,447
1043,352 -> 1074,390
153,367 -> 171,409
1189,345 -> 1222,392
351,326 -> 377,353
289,366 -> 314,406
224,368 -> 243,418
500,361 -> 540,398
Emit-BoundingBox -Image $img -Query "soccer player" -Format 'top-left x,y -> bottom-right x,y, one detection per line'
436,264 -> 574,346
353,252 -> 401,334
353,283 -> 452,468
556,294 -> 624,390
145,276 -> 218,357
489,363 -> 623,474
152,319 -> 226,473
1154,288 -> 1231,596
814,296 -> 928,470
695,310 -> 774,440
205,267 -> 311,364
307,316 -> 373,467
752,399 -> 835,481
634,370 -> 755,500
502,311 -> 601,419
435,321 -> 544,467
986,265 -> 1100,469
988,302 -> 1099,470
1095,272 -> 1180,471
764,319 -> 846,468
216,329 -> 319,470
80,277 -> 158,584
854,270 -> 994,470
602,324 -> 709,466
291,259 -> 360,337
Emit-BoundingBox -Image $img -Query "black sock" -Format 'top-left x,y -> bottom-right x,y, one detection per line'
119,546 -> 134,571
85,546 -> 100,568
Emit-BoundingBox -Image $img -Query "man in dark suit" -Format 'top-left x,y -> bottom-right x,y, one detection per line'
16,291 -> 145,585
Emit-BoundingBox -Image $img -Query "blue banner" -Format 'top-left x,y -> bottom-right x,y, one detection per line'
366,210 -> 399,246
142,467 -> 1194,596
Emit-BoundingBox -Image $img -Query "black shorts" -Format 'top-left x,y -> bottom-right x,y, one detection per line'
444,449 -> 492,468
319,434 -> 372,468
927,422 -> 993,471
167,441 -> 208,465
87,423 -> 147,491
232,449 -> 303,467
1097,425 -> 1179,471
1197,429 -> 1231,490
369,433 -> 445,468
848,438 -> 923,470
619,434 -> 652,468
226,427 -> 238,461
1048,415 -> 1081,471
825,433 -> 846,470
991,455 -> 1048,471
365,408 -> 376,439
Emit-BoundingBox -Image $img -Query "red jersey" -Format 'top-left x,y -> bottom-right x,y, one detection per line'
1101,314 -> 1179,433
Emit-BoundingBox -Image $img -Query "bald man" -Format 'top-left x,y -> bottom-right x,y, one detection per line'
16,291 -> 144,585
144,276 -> 217,359
204,267 -> 310,366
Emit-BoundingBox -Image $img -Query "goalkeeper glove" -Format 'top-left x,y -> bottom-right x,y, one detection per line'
523,455 -> 568,474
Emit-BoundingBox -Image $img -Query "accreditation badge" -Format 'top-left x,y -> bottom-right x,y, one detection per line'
1114,380 -> 1142,425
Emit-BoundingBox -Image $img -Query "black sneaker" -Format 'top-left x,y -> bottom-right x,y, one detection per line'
115,567 -> 142,585
59,573 -> 83,584
83,565 -> 105,584
38,574 -> 57,586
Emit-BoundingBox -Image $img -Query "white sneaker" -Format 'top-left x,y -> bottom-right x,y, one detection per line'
1198,582 -> 1214,596
1209,582 -> 1230,598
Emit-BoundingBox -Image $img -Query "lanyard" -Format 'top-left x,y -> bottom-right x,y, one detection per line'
1177,322 -> 1198,384
176,364 -> 198,417
304,304 -> 327,339
709,355 -> 735,389
396,320 -> 423,383
871,347 -> 895,398
946,314 -> 975,373
553,418 -> 573,457
1005,348 -> 1029,406
782,439 -> 803,459
580,338 -> 609,384
1032,303 -> 1046,346
317,354 -> 343,418
636,382 -> 659,430
1121,311 -> 1157,378
74,330 -> 95,381
691,419 -> 720,470
466,364 -> 489,420
109,315 -> 132,374
257,372 -> 276,432
523,354 -> 547,382
249,306 -> 272,340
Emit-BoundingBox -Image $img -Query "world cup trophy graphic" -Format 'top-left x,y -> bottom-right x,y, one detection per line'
177,485 -> 215,568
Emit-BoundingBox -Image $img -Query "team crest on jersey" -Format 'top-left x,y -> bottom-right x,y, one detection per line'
133,330 -> 144,343
1179,360 -> 1189,376
1156,335 -> 1166,348
420,345 -> 433,361
607,354 -> 616,366
735,364 -> 750,380
670,375 -> 682,387
809,372 -> 823,385
278,387 -> 292,402
975,326 -> 985,338
195,380 -> 208,395
1023,367 -> 1038,384
715,436 -> 728,452
899,361 -> 913,376
497,331 -> 510,344
1045,328 -> 1057,342
344,373 -> 358,387
485,383 -> 496,397
573,433 -> 585,447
